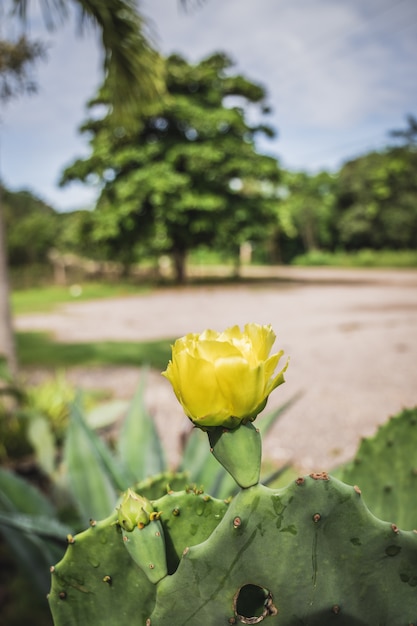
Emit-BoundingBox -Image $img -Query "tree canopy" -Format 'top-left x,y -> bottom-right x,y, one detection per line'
1,184 -> 59,266
266,170 -> 337,263
335,145 -> 417,250
61,52 -> 281,281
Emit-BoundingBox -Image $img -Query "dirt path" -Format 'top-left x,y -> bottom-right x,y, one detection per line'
16,267 -> 417,473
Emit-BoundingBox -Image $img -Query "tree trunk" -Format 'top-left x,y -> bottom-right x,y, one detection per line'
49,249 -> 67,285
0,198 -> 17,376
269,231 -> 283,264
232,253 -> 241,279
121,261 -> 132,278
301,206 -> 318,252
172,248 -> 187,284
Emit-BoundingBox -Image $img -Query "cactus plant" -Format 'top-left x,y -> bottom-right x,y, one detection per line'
49,510 -> 156,625
48,324 -> 417,625
48,487 -> 229,625
150,474 -> 417,625
49,473 -> 417,625
0,371 -> 294,626
338,406 -> 417,530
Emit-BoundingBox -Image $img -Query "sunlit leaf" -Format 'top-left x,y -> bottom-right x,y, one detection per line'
26,412 -> 56,478
64,399 -> 120,522
118,371 -> 166,482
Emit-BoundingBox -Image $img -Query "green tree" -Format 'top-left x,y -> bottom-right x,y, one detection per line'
61,53 -> 281,282
1,185 -> 59,266
0,0 -> 163,373
335,146 -> 417,250
266,170 -> 337,264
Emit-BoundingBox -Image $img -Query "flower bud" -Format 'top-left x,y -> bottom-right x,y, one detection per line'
117,488 -> 155,531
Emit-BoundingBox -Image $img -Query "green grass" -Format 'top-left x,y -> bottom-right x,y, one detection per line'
12,282 -> 148,315
189,246 -> 234,266
16,332 -> 173,371
292,249 -> 417,268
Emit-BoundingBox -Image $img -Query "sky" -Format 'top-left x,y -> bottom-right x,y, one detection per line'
1,0 -> 416,212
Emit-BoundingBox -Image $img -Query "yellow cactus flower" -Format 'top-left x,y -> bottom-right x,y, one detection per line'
162,323 -> 289,429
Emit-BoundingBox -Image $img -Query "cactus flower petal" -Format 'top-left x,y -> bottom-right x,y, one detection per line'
162,323 -> 288,429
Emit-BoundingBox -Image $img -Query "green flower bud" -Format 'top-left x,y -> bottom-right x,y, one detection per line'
117,488 -> 155,531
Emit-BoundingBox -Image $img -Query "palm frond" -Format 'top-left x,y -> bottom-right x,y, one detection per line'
7,0 -> 69,29
4,0 -> 165,116
75,0 -> 165,114
0,35 -> 47,102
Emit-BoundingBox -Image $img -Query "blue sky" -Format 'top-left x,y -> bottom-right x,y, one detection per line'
1,0 -> 416,211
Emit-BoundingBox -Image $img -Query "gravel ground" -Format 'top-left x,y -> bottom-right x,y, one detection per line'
16,266 -> 417,473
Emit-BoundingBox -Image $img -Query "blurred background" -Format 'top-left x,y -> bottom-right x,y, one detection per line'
0,1 -> 417,624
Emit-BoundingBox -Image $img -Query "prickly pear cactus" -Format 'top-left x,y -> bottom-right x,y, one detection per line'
49,474 -> 417,626
338,406 -> 417,530
154,487 -> 229,574
47,323 -> 417,626
131,471 -> 190,500
149,474 -> 417,625
48,487 -> 229,625
48,510 -> 156,625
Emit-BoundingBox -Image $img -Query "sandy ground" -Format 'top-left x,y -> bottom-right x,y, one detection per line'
16,266 -> 417,474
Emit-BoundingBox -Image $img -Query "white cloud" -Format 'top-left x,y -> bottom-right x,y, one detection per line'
146,0 -> 416,129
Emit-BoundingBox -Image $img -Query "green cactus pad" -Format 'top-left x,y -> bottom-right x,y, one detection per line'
49,488 -> 229,625
149,475 -> 417,625
154,488 -> 230,574
208,422 -> 261,488
48,512 -> 156,626
121,518 -> 167,584
133,471 -> 190,500
338,406 -> 417,530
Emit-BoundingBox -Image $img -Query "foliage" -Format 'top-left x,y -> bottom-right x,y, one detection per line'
1,184 -> 59,267
0,364 -> 111,466
256,136 -> 417,264
0,356 -> 29,461
5,118 -> 417,280
0,467 -> 71,585
335,145 -> 417,251
267,170 -> 337,264
1,0 -> 164,116
60,52 -> 281,281
0,356 -> 23,402
0,34 -> 46,101
188,244 -> 235,266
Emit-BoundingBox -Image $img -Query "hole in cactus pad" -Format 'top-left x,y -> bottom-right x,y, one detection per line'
233,584 -> 277,623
